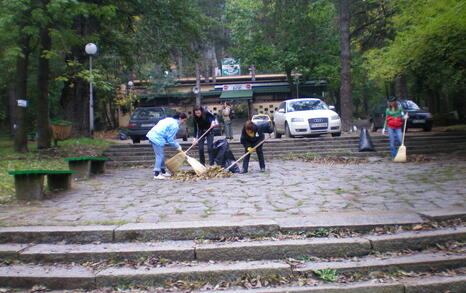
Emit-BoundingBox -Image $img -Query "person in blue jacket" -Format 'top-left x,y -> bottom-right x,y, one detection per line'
146,112 -> 187,180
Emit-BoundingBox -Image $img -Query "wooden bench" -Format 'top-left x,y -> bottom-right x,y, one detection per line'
64,157 -> 108,179
8,170 -> 75,201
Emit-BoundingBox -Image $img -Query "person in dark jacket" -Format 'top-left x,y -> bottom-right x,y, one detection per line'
240,120 -> 265,173
192,105 -> 216,166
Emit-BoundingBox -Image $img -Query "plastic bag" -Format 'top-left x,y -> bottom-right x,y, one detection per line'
212,139 -> 240,173
359,128 -> 375,152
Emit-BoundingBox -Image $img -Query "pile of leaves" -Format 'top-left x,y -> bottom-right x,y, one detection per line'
171,166 -> 232,181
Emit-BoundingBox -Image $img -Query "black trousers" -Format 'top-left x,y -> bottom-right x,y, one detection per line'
242,145 -> 265,171
198,131 -> 214,166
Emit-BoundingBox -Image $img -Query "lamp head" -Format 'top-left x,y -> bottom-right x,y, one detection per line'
85,43 -> 98,55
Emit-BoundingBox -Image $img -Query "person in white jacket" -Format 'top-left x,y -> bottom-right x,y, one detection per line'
146,112 -> 187,179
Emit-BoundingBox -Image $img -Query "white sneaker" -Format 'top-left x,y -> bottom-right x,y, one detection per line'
162,171 -> 172,177
153,174 -> 166,180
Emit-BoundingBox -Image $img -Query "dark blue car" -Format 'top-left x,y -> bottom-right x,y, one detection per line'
127,107 -> 188,144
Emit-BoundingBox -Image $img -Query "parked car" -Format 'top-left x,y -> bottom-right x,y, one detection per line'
251,114 -> 274,133
369,99 -> 433,132
127,107 -> 188,144
273,98 -> 341,138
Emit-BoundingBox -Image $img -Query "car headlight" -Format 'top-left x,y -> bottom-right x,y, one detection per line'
331,115 -> 340,120
291,118 -> 305,122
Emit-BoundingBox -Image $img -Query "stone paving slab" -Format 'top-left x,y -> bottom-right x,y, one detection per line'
0,225 -> 116,243
275,211 -> 425,232
0,243 -> 30,258
216,282 -> 404,293
418,208 -> 466,221
0,264 -> 95,289
367,227 -> 466,252
296,252 -> 466,274
18,240 -> 195,262
0,159 -> 465,227
114,219 -> 279,241
196,237 -> 371,261
96,260 -> 291,287
403,275 -> 466,293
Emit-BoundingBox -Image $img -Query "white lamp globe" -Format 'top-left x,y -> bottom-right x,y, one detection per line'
85,43 -> 98,55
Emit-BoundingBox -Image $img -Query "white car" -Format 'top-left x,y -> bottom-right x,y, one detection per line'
273,98 -> 341,138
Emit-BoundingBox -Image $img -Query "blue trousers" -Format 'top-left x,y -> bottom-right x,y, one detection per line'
150,142 -> 165,172
197,131 -> 214,166
388,127 -> 402,157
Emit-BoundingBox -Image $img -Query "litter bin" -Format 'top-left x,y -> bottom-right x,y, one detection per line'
51,120 -> 73,146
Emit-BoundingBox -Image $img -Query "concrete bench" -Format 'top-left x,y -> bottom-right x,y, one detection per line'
8,170 -> 75,201
64,157 -> 108,179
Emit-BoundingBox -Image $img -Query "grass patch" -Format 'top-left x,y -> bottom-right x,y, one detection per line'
314,268 -> 337,282
0,137 -> 114,204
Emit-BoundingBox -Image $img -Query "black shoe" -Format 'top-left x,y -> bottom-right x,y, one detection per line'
260,168 -> 265,172
240,169 -> 248,174
160,169 -> 166,174
154,171 -> 160,176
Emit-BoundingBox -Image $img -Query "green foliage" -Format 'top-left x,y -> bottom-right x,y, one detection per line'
314,268 -> 337,282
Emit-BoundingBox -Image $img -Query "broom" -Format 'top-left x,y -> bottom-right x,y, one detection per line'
166,124 -> 215,174
226,138 -> 267,171
393,115 -> 408,163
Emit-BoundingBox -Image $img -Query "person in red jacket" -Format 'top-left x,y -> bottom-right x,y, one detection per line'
382,96 -> 408,158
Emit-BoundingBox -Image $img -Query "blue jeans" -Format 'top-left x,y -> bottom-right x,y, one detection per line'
388,127 -> 402,157
150,142 -> 165,172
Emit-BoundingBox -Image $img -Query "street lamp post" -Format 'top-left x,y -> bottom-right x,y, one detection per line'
85,43 -> 98,137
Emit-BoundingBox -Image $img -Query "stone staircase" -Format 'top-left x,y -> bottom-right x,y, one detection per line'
1,210 -> 465,292
104,132 -> 466,168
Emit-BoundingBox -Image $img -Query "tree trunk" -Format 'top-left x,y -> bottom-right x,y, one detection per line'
7,82 -> 16,134
339,0 -> 353,132
195,61 -> 201,106
177,54 -> 183,78
211,45 -> 217,83
203,48 -> 210,83
14,37 -> 30,153
395,75 -> 408,100
37,22 -> 52,149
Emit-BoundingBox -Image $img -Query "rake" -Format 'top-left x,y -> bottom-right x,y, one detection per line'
226,138 -> 267,171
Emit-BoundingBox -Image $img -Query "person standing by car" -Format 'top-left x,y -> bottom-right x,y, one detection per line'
146,112 -> 187,180
222,102 -> 233,140
382,96 -> 408,158
240,120 -> 266,173
192,105 -> 216,166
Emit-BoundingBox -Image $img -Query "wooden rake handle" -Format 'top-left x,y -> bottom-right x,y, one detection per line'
226,138 -> 267,170
185,124 -> 215,154
401,115 -> 408,146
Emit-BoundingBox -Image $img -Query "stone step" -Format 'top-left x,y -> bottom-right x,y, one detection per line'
1,210 -> 464,244
105,136 -> 466,153
105,143 -> 466,161
1,251 -> 465,290
218,274 -> 466,293
5,227 -> 465,264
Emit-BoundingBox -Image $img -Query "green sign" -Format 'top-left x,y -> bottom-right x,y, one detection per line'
221,58 -> 241,76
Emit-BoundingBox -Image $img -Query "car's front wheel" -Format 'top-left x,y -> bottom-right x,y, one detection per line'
423,125 -> 432,131
285,123 -> 294,138
273,123 -> 282,138
131,137 -> 141,144
331,132 -> 341,137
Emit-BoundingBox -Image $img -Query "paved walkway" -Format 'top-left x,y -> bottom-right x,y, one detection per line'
1,156 -> 465,226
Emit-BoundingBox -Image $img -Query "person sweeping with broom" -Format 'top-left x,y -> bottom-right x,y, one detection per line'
240,120 -> 266,173
146,112 -> 187,180
382,96 -> 408,159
